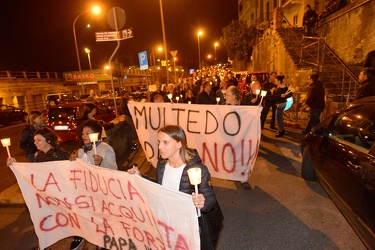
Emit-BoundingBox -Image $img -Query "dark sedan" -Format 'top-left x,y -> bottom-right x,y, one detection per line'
301,96 -> 375,249
0,104 -> 28,126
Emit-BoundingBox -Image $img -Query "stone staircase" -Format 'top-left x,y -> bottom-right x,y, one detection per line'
276,27 -> 361,99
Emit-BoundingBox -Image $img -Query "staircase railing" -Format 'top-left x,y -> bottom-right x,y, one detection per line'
300,36 -> 360,99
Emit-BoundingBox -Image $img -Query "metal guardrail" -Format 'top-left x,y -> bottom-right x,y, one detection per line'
0,71 -> 64,79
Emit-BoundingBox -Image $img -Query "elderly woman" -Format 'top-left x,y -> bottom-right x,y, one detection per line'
128,125 -> 220,249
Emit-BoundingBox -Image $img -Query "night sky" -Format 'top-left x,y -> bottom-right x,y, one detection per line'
0,0 -> 238,72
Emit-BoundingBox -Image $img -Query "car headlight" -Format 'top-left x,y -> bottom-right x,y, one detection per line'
54,125 -> 69,131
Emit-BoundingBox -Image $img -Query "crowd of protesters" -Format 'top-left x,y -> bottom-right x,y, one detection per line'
145,67 -> 293,138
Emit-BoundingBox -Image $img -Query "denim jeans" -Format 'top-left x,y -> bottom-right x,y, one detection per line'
261,100 -> 276,127
305,108 -> 324,133
276,103 -> 286,131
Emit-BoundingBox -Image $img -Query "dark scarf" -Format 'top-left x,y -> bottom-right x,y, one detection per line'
82,141 -> 101,153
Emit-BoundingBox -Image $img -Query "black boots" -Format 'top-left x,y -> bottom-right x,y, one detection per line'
275,130 -> 285,137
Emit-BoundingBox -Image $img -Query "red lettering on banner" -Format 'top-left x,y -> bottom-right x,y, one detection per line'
40,212 -> 80,231
133,226 -> 145,242
75,195 -> 96,211
91,216 -> 114,235
174,234 -> 189,250
202,142 -> 218,171
31,173 -> 61,192
222,143 -> 236,172
157,221 -> 174,248
128,181 -> 145,203
36,193 -> 72,209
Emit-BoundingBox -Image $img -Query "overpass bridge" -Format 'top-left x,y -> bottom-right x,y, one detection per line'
0,68 -> 149,111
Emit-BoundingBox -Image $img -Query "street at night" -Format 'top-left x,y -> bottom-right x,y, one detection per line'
0,123 -> 366,249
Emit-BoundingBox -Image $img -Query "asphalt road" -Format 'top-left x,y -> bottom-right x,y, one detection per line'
0,123 -> 366,249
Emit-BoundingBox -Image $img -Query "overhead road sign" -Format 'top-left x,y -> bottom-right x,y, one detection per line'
96,28 -> 133,42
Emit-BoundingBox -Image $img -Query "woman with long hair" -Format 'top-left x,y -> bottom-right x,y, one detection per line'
128,125 -> 220,249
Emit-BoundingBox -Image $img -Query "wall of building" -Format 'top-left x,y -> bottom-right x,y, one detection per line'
317,0 -> 375,65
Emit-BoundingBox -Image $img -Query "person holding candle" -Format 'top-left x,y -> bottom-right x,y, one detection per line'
215,77 -> 229,105
127,125 -> 220,249
244,80 -> 262,105
18,111 -> 45,162
76,119 -> 118,170
196,81 -> 216,104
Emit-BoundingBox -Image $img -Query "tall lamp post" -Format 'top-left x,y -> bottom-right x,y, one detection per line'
214,42 -> 218,66
73,5 -> 100,93
197,30 -> 203,72
85,48 -> 92,70
159,0 -> 169,84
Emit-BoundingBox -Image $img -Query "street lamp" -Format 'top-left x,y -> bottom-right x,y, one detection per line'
159,0 -> 169,84
173,57 -> 177,82
214,42 -> 219,65
73,5 -> 100,93
85,48 -> 92,70
197,30 -> 203,72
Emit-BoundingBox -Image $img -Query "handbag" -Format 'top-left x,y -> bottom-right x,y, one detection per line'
199,201 -> 224,250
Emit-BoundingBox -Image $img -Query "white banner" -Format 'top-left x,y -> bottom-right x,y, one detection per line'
128,102 -> 262,182
10,160 -> 200,250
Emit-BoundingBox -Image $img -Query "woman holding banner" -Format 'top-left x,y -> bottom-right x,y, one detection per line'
128,125 -> 222,249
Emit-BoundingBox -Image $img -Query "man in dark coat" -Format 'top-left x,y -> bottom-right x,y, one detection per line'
354,69 -> 375,101
303,73 -> 325,134
196,81 -> 216,104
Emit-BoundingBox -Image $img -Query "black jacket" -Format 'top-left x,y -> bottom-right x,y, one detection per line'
354,79 -> 375,101
19,125 -> 38,161
196,91 -> 216,104
306,80 -> 325,109
156,149 -> 217,213
34,148 -> 69,162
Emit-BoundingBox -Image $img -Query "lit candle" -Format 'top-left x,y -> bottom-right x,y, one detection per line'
255,89 -> 260,96
216,97 -> 220,105
188,101 -> 191,104
187,167 -> 202,217
176,96 -> 180,103
1,138 -> 11,158
259,90 -> 267,106
88,133 -> 99,155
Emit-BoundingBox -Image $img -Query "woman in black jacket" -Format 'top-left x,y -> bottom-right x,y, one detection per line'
274,75 -> 292,137
18,111 -> 45,162
128,125 -> 219,249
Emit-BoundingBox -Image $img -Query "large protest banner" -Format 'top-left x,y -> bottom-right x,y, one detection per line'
10,159 -> 200,250
128,102 -> 262,182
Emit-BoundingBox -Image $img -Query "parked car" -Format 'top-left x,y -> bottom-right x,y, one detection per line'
0,104 -> 28,126
46,93 -> 80,107
97,97 -> 123,115
46,102 -> 116,141
301,96 -> 375,249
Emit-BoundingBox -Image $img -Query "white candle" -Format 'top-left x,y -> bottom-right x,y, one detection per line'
255,89 -> 260,95
88,133 -> 99,155
188,101 -> 191,104
176,96 -> 180,103
259,90 -> 267,106
167,93 -> 172,100
188,168 -> 202,217
216,97 -> 220,105
1,138 -> 11,158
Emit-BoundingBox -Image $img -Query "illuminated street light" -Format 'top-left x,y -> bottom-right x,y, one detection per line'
159,0 -> 169,83
214,42 -> 219,65
197,30 -> 203,72
73,5 -> 101,93
85,48 -> 92,70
